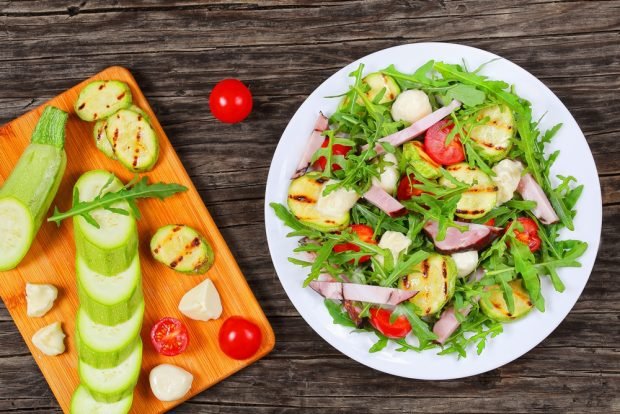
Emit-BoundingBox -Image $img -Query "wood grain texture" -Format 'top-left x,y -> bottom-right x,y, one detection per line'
0,67 -> 275,413
0,0 -> 618,413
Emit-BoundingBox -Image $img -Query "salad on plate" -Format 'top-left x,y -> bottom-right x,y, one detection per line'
271,59 -> 588,357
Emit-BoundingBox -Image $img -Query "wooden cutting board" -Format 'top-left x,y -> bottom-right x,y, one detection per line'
0,66 -> 275,413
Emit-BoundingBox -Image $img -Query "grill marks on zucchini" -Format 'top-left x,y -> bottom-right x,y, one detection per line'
150,225 -> 214,274
75,80 -> 133,122
440,163 -> 498,219
480,279 -> 533,322
106,109 -> 159,172
469,105 -> 515,162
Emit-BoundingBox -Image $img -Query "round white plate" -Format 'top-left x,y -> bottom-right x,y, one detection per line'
264,42 -> 602,380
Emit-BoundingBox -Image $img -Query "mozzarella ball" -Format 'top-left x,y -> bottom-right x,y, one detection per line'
391,90 -> 432,124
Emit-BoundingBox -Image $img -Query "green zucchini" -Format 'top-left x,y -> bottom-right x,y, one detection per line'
402,141 -> 441,179
70,385 -> 133,414
105,109 -> 159,173
469,105 -> 515,162
128,104 -> 151,123
150,225 -> 214,274
0,106 -> 68,271
73,170 -> 138,275
75,80 -> 132,122
287,173 -> 350,232
77,255 -> 143,325
398,253 -> 457,316
93,120 -> 117,160
480,279 -> 533,322
362,72 -> 401,104
440,163 -> 498,219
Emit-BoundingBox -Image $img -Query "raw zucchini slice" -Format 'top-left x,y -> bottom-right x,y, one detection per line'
73,170 -> 138,276
469,105 -> 515,162
362,72 -> 401,104
70,385 -> 133,414
150,225 -> 214,274
399,253 -> 457,316
75,80 -> 132,122
287,173 -> 350,232
77,255 -> 143,325
105,109 -> 159,173
79,339 -> 142,403
75,330 -> 140,370
93,120 -> 117,160
440,163 -> 498,219
480,279 -> 533,322
0,198 -> 34,271
403,141 -> 441,179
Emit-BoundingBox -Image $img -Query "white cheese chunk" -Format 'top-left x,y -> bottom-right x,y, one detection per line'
390,90 -> 432,124
32,322 -> 65,356
150,364 -> 194,402
315,180 -> 359,218
178,278 -> 222,321
26,283 -> 58,318
492,159 -> 524,206
371,153 -> 399,195
451,251 -> 479,278
377,231 -> 412,265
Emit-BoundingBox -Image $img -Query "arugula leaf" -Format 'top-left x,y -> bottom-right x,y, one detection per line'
446,84 -> 486,107
369,332 -> 389,353
396,302 -> 437,343
324,299 -> 357,328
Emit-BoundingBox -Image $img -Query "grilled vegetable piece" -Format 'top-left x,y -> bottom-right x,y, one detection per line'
398,253 -> 457,316
70,385 -> 133,414
73,170 -> 138,276
469,105 -> 515,162
150,225 -> 214,274
403,141 -> 441,179
75,80 -> 132,122
0,106 -> 68,271
93,120 -> 116,159
287,173 -> 351,231
361,72 -> 401,104
128,104 -> 151,123
480,279 -> 533,322
105,109 -> 159,172
440,163 -> 498,219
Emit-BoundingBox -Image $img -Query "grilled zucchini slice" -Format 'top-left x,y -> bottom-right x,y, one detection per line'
105,109 -> 159,173
469,105 -> 515,162
398,253 -> 457,316
440,163 -> 498,219
93,120 -> 117,160
287,173 -> 351,232
150,225 -> 214,274
75,80 -> 132,122
403,141 -> 441,179
362,72 -> 401,104
480,279 -> 533,322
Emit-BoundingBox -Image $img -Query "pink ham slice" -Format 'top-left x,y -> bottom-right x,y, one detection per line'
516,173 -> 560,224
363,185 -> 406,217
423,220 -> 502,254
433,268 -> 485,344
309,281 -> 417,306
363,100 -> 461,156
291,112 -> 329,179
315,274 -> 364,326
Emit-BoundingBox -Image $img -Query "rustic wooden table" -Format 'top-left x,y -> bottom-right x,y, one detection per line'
0,1 -> 618,413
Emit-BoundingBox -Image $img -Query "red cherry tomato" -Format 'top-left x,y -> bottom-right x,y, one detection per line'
219,316 -> 262,360
150,317 -> 189,356
511,217 -> 541,252
312,138 -> 352,171
424,120 -> 466,165
484,218 -> 496,226
333,224 -> 376,264
369,308 -> 411,339
397,174 -> 424,201
209,79 -> 253,124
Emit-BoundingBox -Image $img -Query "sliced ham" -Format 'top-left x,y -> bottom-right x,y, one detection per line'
309,281 -> 417,306
363,100 -> 461,156
291,112 -> 329,179
433,268 -> 486,344
516,173 -> 560,224
363,185 -> 406,217
423,220 -> 502,254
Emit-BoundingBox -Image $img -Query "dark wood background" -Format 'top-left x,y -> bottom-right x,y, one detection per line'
0,1 -> 618,413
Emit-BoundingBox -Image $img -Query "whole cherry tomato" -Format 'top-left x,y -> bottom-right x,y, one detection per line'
209,79 -> 253,124
312,138 -> 352,171
369,308 -> 411,339
219,316 -> 262,360
333,224 -> 376,264
511,217 -> 541,252
424,120 -> 466,165
150,317 -> 190,356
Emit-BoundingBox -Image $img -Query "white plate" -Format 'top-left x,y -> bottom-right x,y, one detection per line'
264,42 -> 602,380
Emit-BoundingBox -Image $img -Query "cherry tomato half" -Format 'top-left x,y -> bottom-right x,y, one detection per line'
511,217 -> 541,253
312,138 -> 352,171
397,174 -> 424,201
484,218 -> 496,226
368,308 -> 411,339
209,79 -> 253,124
424,120 -> 466,165
333,224 -> 376,264
150,317 -> 190,356
219,316 -> 262,360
